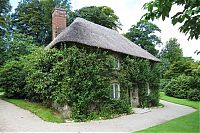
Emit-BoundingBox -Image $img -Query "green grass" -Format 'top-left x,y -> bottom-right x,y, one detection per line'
2,97 -> 65,123
136,92 -> 200,133
160,92 -> 199,109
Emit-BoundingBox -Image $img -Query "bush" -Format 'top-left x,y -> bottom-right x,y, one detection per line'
165,75 -> 192,99
188,89 -> 200,101
0,60 -> 26,98
159,79 -> 170,91
165,75 -> 200,101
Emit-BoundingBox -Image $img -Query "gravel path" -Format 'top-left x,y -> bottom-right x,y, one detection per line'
0,99 -> 196,132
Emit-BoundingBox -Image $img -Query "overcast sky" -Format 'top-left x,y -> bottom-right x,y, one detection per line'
10,0 -> 200,60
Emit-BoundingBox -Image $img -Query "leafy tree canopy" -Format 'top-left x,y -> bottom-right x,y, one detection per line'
125,20 -> 161,56
159,38 -> 183,77
12,0 -> 71,45
160,38 -> 183,64
0,0 -> 11,36
68,6 -> 121,30
142,0 -> 200,40
0,32 -> 38,66
164,57 -> 199,79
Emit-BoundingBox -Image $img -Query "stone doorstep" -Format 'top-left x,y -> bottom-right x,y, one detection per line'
133,108 -> 151,114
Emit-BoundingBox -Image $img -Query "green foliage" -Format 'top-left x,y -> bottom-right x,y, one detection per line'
165,75 -> 192,99
0,32 -> 38,66
159,38 -> 183,78
0,43 -> 160,121
6,32 -> 38,61
164,57 -> 199,79
125,20 -> 161,56
68,6 -> 121,30
0,40 -> 7,65
0,60 -> 26,98
165,74 -> 200,101
158,38 -> 200,101
188,89 -> 200,101
159,79 -> 170,91
119,56 -> 160,107
12,0 -> 71,44
160,38 -> 183,64
162,50 -> 200,101
142,0 -> 200,40
12,0 -> 45,43
0,0 -> 11,31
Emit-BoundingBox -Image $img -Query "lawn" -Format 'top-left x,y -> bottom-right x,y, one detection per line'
136,92 -> 199,133
0,91 -> 65,123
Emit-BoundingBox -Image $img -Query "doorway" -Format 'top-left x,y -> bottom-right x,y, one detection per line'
129,83 -> 139,107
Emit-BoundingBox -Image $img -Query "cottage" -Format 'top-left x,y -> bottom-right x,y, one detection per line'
45,8 -> 160,116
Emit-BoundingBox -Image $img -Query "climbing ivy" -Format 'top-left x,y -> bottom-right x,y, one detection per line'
0,43 -> 160,121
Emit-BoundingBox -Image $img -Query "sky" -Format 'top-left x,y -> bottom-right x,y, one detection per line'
10,0 -> 200,60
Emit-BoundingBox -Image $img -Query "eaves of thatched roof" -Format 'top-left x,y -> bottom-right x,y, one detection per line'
45,18 -> 160,62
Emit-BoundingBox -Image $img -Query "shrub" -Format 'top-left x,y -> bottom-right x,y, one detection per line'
165,75 -> 192,99
188,89 -> 200,101
159,79 -> 170,91
0,60 -> 26,98
165,74 -> 200,101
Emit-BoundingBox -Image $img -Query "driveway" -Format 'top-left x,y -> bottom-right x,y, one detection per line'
0,99 -> 196,132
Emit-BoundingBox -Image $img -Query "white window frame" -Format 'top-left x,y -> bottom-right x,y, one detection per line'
147,82 -> 150,95
112,83 -> 120,99
113,57 -> 120,70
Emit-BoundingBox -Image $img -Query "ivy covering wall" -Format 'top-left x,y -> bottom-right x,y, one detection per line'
0,43 -> 160,121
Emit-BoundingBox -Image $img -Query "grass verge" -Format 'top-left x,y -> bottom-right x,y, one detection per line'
1,95 -> 65,123
136,92 -> 199,133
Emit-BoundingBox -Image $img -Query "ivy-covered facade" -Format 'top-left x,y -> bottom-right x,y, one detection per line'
0,10 -> 160,122
43,12 -> 161,121
51,43 -> 160,121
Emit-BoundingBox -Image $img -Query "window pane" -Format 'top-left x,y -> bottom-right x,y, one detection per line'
112,83 -> 120,99
112,84 -> 115,99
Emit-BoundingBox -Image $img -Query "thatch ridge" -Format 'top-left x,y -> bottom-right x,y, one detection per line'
45,17 -> 160,62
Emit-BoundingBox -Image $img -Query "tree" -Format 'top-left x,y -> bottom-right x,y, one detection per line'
0,0 -> 11,32
160,38 -> 183,64
159,38 -> 183,77
164,58 -> 194,79
12,0 -> 45,44
12,0 -> 71,45
125,20 -> 161,56
142,0 -> 200,40
0,0 -> 11,66
0,32 -> 38,65
68,6 -> 121,30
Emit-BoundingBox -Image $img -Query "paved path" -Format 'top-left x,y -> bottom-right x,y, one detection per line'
0,99 -> 196,132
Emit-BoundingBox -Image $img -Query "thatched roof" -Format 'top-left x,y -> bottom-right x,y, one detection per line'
45,18 -> 160,62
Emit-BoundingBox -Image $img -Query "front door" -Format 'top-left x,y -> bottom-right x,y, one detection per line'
129,83 -> 139,107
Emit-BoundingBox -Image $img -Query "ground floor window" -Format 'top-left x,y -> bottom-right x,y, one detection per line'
147,82 -> 150,95
112,83 -> 120,99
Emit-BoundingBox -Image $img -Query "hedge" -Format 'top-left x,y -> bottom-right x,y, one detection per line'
165,75 -> 200,101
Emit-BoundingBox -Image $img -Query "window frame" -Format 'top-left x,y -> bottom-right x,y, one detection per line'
112,83 -> 120,100
147,82 -> 150,96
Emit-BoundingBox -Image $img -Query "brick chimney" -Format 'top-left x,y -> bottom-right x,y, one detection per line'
52,8 -> 66,40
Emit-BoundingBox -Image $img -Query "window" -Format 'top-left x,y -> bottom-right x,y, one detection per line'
112,83 -> 120,99
147,83 -> 150,95
113,57 -> 120,69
